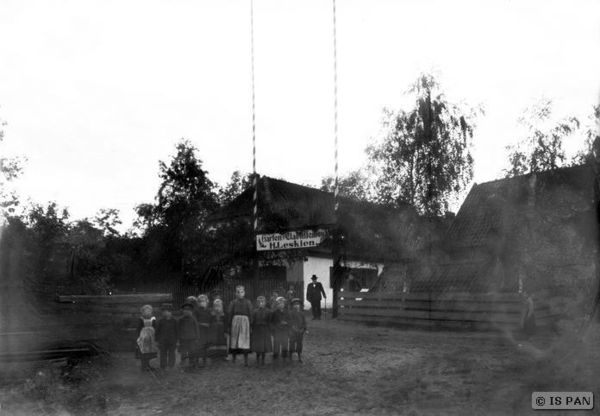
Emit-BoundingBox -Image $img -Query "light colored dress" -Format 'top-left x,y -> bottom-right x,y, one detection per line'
228,298 -> 253,352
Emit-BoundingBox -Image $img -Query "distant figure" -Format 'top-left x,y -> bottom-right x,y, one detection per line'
228,285 -> 253,366
522,292 -> 536,338
136,304 -> 157,372
345,274 -> 362,292
286,285 -> 297,310
155,303 -> 178,371
209,289 -> 222,308
251,296 -> 273,366
268,291 -> 279,310
306,274 -> 326,320
288,298 -> 308,363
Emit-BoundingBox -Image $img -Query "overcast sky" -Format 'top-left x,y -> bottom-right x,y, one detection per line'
1,0 -> 599,230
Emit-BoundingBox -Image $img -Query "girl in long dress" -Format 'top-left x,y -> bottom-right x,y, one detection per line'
228,285 -> 253,366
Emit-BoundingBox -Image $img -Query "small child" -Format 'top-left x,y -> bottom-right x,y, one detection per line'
184,296 -> 200,366
271,297 -> 290,363
155,303 -> 178,371
195,294 -> 212,367
251,296 -> 273,366
288,298 -> 308,363
136,304 -> 158,372
208,299 -> 228,361
178,302 -> 199,370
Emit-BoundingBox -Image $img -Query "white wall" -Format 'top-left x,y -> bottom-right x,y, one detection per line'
302,256 -> 333,311
302,256 -> 383,310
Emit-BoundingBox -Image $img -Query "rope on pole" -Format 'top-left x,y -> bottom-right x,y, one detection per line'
251,0 -> 258,233
333,0 -> 339,214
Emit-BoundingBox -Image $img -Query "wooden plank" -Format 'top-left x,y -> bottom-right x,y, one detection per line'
339,299 -> 526,313
337,314 -> 519,331
338,291 -> 524,302
51,303 -> 145,314
338,292 -> 411,300
57,293 -> 172,304
339,307 -> 522,323
338,299 -> 551,314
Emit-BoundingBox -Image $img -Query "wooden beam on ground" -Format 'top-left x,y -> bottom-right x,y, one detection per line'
57,293 -> 172,304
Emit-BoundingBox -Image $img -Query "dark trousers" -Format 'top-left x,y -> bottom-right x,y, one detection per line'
273,330 -> 289,358
159,343 -> 177,369
310,300 -> 322,319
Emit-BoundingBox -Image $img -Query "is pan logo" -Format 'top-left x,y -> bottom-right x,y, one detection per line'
532,392 -> 593,410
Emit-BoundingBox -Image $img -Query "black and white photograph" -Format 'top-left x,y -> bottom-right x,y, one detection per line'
1,0 -> 600,414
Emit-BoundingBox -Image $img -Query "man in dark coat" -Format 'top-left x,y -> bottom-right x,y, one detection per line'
306,274 -> 326,320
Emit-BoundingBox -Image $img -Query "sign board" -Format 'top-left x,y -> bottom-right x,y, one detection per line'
256,229 -> 329,251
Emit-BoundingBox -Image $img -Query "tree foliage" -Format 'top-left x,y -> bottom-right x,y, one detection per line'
217,170 -> 252,205
572,104 -> 600,165
94,208 -> 122,237
366,73 -> 480,216
0,113 -> 26,220
135,139 -> 219,275
504,98 -> 581,177
320,169 -> 371,200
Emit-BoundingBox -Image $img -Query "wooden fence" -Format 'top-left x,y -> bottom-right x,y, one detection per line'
0,293 -> 173,360
337,291 -> 559,331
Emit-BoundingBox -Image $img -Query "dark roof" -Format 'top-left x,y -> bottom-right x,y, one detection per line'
447,164 -> 594,250
211,176 -> 335,228
428,164 -> 597,292
211,175 -> 430,262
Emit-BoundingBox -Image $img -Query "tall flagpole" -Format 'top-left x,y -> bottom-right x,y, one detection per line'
332,0 -> 343,318
333,0 -> 339,214
251,0 -> 259,296
251,0 -> 257,233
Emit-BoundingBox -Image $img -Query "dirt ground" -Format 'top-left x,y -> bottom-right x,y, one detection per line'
1,316 -> 599,416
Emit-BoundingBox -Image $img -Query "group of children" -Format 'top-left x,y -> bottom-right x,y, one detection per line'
135,285 -> 308,372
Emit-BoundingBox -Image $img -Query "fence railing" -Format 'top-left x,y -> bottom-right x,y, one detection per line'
337,291 -> 558,330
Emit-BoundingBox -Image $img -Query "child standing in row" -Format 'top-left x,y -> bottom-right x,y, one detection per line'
271,297 -> 290,363
178,302 -> 198,370
195,294 -> 212,367
251,296 -> 273,366
136,305 -> 158,372
155,303 -> 178,371
228,285 -> 253,366
208,299 -> 228,360
289,298 -> 307,363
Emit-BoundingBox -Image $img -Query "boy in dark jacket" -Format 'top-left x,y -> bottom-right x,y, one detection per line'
178,302 -> 199,370
289,298 -> 308,363
271,297 -> 290,363
155,303 -> 178,371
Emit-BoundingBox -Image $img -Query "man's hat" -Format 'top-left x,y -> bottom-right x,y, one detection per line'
181,302 -> 194,310
161,303 -> 173,311
257,295 -> 266,302
311,274 -> 318,280
291,298 -> 302,305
